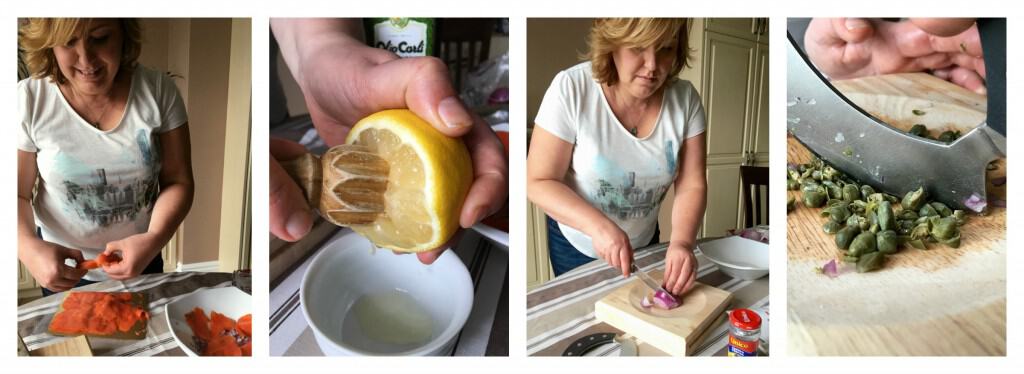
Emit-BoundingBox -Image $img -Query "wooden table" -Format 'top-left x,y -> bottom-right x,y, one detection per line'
786,73 -> 1006,356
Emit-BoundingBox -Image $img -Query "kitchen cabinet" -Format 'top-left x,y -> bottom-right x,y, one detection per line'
659,18 -> 769,241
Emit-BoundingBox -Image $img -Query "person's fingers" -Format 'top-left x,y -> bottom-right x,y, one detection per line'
680,266 -> 697,295
663,259 -> 679,292
947,66 -> 988,94
459,119 -> 509,228
59,264 -> 87,284
907,52 -> 952,72
910,18 -> 976,38
359,56 -> 474,137
926,24 -> 982,57
619,246 -> 633,278
830,18 -> 875,43
949,53 -> 986,78
416,249 -> 444,265
62,247 -> 86,264
269,149 -> 314,242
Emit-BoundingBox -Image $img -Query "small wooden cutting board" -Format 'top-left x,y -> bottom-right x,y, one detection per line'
48,292 -> 149,340
595,270 -> 732,356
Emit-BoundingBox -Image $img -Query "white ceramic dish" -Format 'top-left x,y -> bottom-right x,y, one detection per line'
165,286 -> 252,356
698,236 -> 769,280
301,231 -> 474,356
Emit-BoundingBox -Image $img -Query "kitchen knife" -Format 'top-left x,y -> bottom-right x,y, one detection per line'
631,263 -> 668,294
786,21 -> 1005,212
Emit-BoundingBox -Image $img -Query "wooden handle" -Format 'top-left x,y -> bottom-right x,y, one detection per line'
280,145 -> 390,226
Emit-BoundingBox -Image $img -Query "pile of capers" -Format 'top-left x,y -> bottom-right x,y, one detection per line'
787,157 -> 967,273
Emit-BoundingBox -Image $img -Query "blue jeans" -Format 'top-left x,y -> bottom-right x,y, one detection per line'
547,216 -> 660,277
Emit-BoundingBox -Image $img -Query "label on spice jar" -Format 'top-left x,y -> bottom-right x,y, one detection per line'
727,335 -> 759,356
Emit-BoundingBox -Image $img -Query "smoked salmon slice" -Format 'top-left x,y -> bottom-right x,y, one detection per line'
49,292 -> 148,338
183,309 -> 252,356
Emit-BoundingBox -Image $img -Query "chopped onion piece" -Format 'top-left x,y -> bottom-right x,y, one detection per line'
821,259 -> 839,278
640,295 -> 653,309
652,290 -> 680,309
964,193 -> 987,213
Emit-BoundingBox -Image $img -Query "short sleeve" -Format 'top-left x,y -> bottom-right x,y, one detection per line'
157,72 -> 188,133
534,70 -> 577,143
683,82 -> 706,139
17,80 -> 37,152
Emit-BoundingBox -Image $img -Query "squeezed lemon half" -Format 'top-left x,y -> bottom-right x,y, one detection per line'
344,109 -> 472,252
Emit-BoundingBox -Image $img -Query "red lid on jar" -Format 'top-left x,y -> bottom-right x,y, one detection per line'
728,308 -> 762,330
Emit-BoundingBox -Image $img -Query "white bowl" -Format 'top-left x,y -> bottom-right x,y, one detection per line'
300,232 -> 474,356
698,236 -> 769,280
165,286 -> 252,356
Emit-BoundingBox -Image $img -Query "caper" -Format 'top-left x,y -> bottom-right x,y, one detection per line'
910,221 -> 931,241
930,216 -> 959,241
860,184 -> 875,198
897,210 -> 919,221
901,187 -> 926,211
842,255 -> 859,263
822,203 -> 851,223
848,231 -> 878,257
909,124 -> 929,137
835,225 -> 860,250
803,188 -> 827,208
952,210 -> 967,226
937,130 -> 961,143
940,233 -> 961,248
787,196 -> 796,213
877,230 -> 899,254
919,203 -> 939,218
842,184 -> 861,203
908,239 -> 927,249
787,178 -> 800,190
877,200 -> 894,231
930,202 -> 952,217
856,252 -> 885,273
823,220 -> 841,234
846,215 -> 869,231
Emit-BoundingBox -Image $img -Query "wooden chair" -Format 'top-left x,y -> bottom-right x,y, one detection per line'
739,165 -> 769,228
436,18 -> 496,91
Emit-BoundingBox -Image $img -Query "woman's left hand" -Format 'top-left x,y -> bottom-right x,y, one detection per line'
102,232 -> 164,280
663,243 -> 698,296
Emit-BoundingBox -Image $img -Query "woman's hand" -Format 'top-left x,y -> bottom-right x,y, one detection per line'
663,243 -> 698,296
592,222 -> 634,277
270,19 -> 508,264
102,232 -> 163,280
21,239 -> 88,292
804,18 -> 986,93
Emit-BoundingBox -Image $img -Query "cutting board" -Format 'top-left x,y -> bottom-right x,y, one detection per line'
595,270 -> 732,356
788,73 -> 1006,356
48,292 -> 149,340
29,335 -> 93,356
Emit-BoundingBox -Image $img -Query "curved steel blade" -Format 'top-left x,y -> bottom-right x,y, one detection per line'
787,34 -> 1004,212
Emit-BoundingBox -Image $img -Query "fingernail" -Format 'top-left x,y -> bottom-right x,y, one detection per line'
286,210 -> 312,240
975,86 -> 987,95
845,18 -> 870,30
438,96 -> 472,128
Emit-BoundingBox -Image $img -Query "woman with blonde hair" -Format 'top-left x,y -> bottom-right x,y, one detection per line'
527,18 -> 705,296
17,18 -> 194,294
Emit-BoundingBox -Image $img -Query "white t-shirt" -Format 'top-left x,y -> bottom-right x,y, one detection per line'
535,62 -> 706,258
18,65 -> 187,280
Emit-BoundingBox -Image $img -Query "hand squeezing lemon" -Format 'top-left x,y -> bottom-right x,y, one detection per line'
283,109 -> 473,252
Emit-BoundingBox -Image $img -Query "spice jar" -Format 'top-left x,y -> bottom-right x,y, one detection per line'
727,308 -> 762,356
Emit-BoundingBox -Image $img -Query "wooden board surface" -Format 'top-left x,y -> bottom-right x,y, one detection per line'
787,73 -> 1006,356
595,270 -> 732,356
47,292 -> 149,340
29,335 -> 92,356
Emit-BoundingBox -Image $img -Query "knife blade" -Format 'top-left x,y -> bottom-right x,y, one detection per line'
630,263 -> 668,294
786,32 -> 1004,212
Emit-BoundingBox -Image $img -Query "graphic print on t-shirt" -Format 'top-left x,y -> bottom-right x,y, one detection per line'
57,129 -> 159,227
586,139 -> 675,221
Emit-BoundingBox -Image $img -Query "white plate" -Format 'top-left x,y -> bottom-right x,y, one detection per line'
698,236 -> 770,280
165,286 -> 252,356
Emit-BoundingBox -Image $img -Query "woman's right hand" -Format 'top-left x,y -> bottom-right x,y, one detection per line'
592,222 -> 634,277
22,239 -> 88,292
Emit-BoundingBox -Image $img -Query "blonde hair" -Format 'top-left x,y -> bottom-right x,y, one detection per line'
19,18 -> 142,84
585,18 -> 692,86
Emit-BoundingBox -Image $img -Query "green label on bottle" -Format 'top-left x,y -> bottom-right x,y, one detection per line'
367,18 -> 434,57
